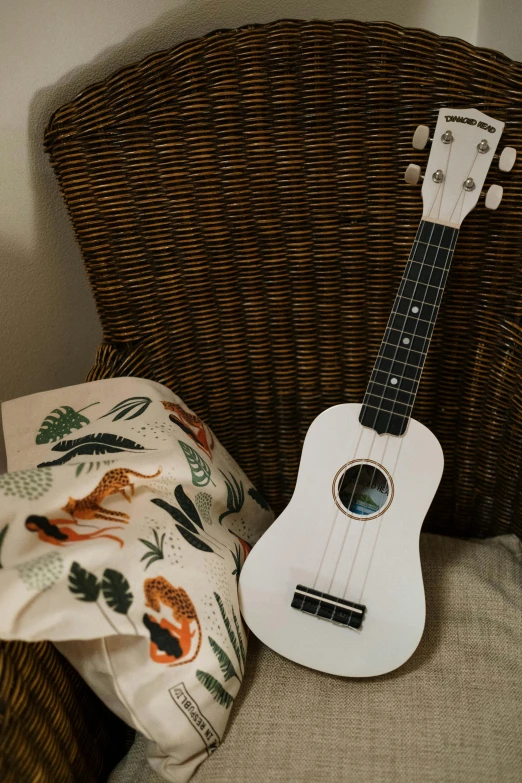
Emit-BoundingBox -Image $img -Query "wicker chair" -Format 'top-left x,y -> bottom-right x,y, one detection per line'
2,19 -> 522,782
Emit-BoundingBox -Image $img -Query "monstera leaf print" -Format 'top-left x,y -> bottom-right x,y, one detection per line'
37,433 -> 149,467
179,442 -> 215,487
35,403 -> 100,444
68,562 -> 101,602
102,569 -> 134,614
68,562 -> 138,635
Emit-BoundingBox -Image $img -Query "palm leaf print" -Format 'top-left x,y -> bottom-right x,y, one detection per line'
174,484 -> 203,529
248,486 -> 271,510
196,671 -> 234,709
37,433 -> 149,467
209,637 -> 239,682
99,396 -> 152,422
176,526 -> 215,554
35,403 -> 99,445
219,472 -> 245,524
75,460 -> 114,477
232,606 -> 246,667
231,543 -> 242,584
151,498 -> 199,535
214,592 -> 243,673
179,441 -> 215,487
139,530 -> 166,570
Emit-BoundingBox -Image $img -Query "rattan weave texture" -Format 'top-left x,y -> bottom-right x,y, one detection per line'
45,19 -> 522,538
0,640 -> 127,782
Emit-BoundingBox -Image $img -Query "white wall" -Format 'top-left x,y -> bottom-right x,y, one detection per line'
0,0 -> 490,472
477,0 -> 522,61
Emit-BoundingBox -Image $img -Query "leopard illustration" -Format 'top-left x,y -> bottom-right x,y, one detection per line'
62,467 -> 162,522
143,576 -> 202,666
161,401 -> 214,459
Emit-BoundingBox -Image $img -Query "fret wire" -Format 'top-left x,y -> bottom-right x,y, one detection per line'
390,310 -> 434,326
386,326 -> 433,340
361,220 -> 459,434
368,388 -> 415,405
378,342 -> 426,357
370,369 -> 421,383
361,403 -> 411,419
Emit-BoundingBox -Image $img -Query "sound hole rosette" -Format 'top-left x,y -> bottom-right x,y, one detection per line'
332,459 -> 394,520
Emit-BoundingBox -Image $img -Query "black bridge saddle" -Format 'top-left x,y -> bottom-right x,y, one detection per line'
291,584 -> 366,630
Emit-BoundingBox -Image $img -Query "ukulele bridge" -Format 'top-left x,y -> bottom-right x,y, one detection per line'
291,584 -> 366,630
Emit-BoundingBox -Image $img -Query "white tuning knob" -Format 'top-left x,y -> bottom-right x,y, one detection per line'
404,164 -> 422,185
412,125 -> 430,150
499,146 -> 517,172
485,184 -> 503,210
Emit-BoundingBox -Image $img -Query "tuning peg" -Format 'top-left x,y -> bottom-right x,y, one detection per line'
412,125 -> 430,150
499,147 -> 517,172
485,184 -> 503,210
404,164 -> 422,185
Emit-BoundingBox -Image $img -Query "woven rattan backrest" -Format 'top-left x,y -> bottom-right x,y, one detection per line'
45,20 -> 522,538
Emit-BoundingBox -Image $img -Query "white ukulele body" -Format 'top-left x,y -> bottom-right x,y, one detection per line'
240,107 -> 512,677
239,404 -> 443,677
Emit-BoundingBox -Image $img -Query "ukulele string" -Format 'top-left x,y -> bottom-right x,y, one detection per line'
325,222 -> 425,605
355,222 -> 457,606
340,221 -> 439,606
311,420 -> 367,591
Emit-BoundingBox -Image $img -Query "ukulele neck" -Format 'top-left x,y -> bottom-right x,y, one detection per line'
359,219 -> 459,437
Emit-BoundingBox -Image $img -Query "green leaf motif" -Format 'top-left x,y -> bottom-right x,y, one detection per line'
214,592 -> 242,670
99,396 -> 152,422
196,670 -> 234,709
75,460 -> 114,477
139,529 -> 166,571
248,486 -> 271,511
179,441 -> 215,487
209,637 -> 239,682
35,403 -> 99,444
37,433 -> 149,468
16,552 -> 63,591
151,498 -> 199,535
68,561 -> 101,602
102,569 -> 133,614
231,542 -> 242,584
0,524 -> 9,568
232,606 -> 246,667
176,526 -> 214,553
174,485 -> 203,529
219,472 -> 245,524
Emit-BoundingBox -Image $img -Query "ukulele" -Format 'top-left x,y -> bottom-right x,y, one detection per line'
239,107 -> 516,677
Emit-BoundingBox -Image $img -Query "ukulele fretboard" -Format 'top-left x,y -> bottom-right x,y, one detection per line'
359,220 -> 459,436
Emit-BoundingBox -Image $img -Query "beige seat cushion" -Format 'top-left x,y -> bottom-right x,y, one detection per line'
110,533 -> 522,783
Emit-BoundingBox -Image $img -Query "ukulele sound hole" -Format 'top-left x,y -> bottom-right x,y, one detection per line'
335,462 -> 391,518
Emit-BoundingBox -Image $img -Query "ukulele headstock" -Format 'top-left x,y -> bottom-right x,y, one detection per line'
405,107 -> 516,227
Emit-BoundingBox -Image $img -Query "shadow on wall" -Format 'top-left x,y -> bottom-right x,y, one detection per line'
1,0 -> 436,477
